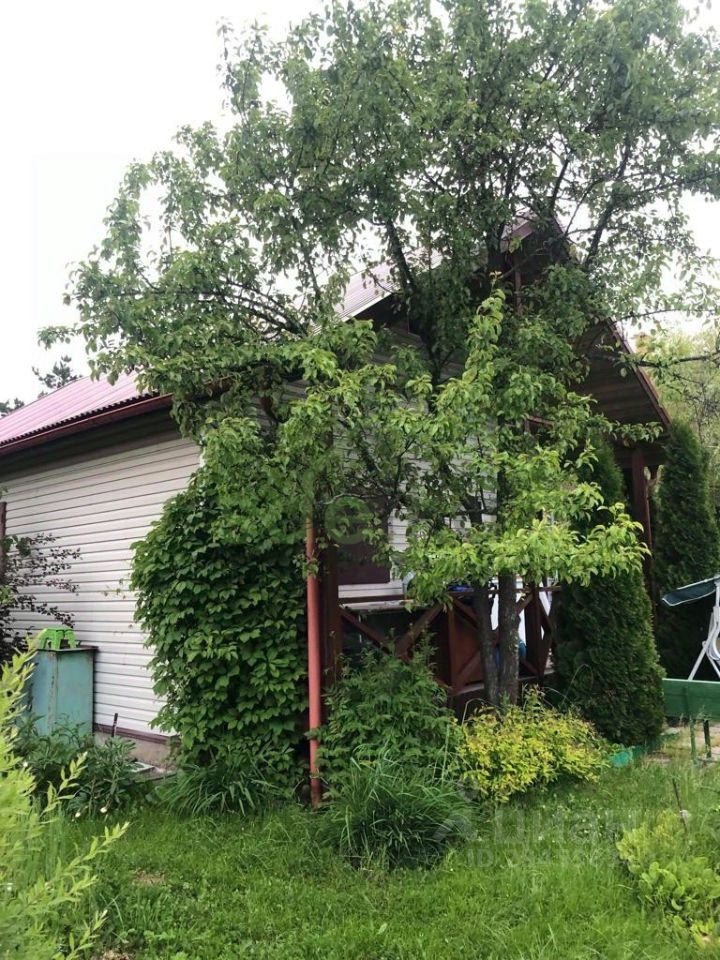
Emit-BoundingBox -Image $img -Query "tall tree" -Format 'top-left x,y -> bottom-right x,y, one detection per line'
0,399 -> 24,418
32,356 -> 79,394
0,511 -> 79,666
654,421 -> 720,677
45,0 -> 720,704
1,356 -> 79,416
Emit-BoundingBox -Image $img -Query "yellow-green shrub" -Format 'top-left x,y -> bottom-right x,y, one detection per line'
459,689 -> 608,802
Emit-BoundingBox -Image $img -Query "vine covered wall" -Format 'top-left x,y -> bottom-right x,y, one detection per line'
132,468 -> 307,776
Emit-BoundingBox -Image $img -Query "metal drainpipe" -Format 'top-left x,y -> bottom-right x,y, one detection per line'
305,517 -> 323,808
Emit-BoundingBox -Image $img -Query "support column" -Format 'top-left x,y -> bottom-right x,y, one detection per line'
631,447 -> 653,551
631,447 -> 657,607
523,585 -> 545,678
320,542 -> 343,691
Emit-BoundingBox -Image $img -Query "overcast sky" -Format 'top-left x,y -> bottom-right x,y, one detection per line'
1,0 -> 718,404
0,0 -> 320,403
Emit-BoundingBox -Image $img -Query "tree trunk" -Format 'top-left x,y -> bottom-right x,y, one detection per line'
497,572 -> 520,704
472,582 -> 499,706
493,458 -> 520,704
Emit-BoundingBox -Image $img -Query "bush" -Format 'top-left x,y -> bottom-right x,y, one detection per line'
14,720 -> 142,815
159,747 -> 293,816
654,421 -> 720,678
618,809 -> 720,944
459,689 -> 608,803
68,736 -> 142,816
554,440 -> 665,744
317,754 -> 474,869
317,644 -> 461,788
13,717 -> 87,792
0,654 -> 125,959
0,526 -> 79,667
131,469 -> 307,781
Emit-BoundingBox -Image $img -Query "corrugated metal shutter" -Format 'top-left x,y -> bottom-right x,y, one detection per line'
2,432 -> 199,736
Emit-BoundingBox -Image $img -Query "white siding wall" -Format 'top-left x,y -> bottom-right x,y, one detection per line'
2,432 -> 199,736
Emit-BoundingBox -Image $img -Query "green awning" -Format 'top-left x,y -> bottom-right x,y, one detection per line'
661,575 -> 720,608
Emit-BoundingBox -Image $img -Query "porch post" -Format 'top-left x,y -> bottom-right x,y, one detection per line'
523,584 -> 546,680
320,542 -> 343,690
631,447 -> 653,551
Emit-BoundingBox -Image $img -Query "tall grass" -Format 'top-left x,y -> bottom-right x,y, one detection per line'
317,754 -> 475,868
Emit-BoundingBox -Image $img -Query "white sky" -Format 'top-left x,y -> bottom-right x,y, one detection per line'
1,0 -> 718,404
0,0 -> 320,403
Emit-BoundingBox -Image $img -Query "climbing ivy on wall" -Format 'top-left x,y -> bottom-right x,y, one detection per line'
131,468 -> 307,776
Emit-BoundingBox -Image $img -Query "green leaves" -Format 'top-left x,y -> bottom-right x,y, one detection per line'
131,469 -> 306,773
460,689 -> 609,803
618,809 -> 720,944
54,0 -> 720,403
0,655 -> 126,959
317,643 -> 461,790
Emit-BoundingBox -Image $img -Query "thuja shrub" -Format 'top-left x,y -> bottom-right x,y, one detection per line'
132,469 -> 307,779
554,441 -> 665,744
654,421 -> 720,678
459,690 -> 608,803
317,644 -> 461,789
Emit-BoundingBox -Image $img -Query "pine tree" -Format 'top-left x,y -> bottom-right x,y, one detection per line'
654,422 -> 720,678
555,442 -> 665,744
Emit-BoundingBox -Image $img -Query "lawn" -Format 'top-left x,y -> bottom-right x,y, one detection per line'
65,756 -> 719,960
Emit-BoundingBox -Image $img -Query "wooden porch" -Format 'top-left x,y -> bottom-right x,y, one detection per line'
315,435 -> 660,713
318,551 -> 556,713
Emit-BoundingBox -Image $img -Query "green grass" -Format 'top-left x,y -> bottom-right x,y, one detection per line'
63,758 -> 720,960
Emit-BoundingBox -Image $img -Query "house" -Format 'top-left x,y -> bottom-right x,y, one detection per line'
0,270 -> 671,759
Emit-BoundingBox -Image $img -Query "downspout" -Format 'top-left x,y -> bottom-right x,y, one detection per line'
305,517 -> 323,808
0,502 -> 7,586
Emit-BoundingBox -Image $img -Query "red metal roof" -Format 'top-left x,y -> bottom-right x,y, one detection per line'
0,373 -> 155,449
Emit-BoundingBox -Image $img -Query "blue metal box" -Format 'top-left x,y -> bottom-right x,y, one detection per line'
30,647 -> 96,736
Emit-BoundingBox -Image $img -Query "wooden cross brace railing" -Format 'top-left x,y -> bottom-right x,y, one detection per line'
338,584 -> 554,696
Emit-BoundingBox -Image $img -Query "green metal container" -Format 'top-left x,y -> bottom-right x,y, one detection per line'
30,647 -> 96,736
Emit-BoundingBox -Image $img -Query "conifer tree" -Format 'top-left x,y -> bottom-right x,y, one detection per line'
654,422 -> 720,678
555,442 -> 664,744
